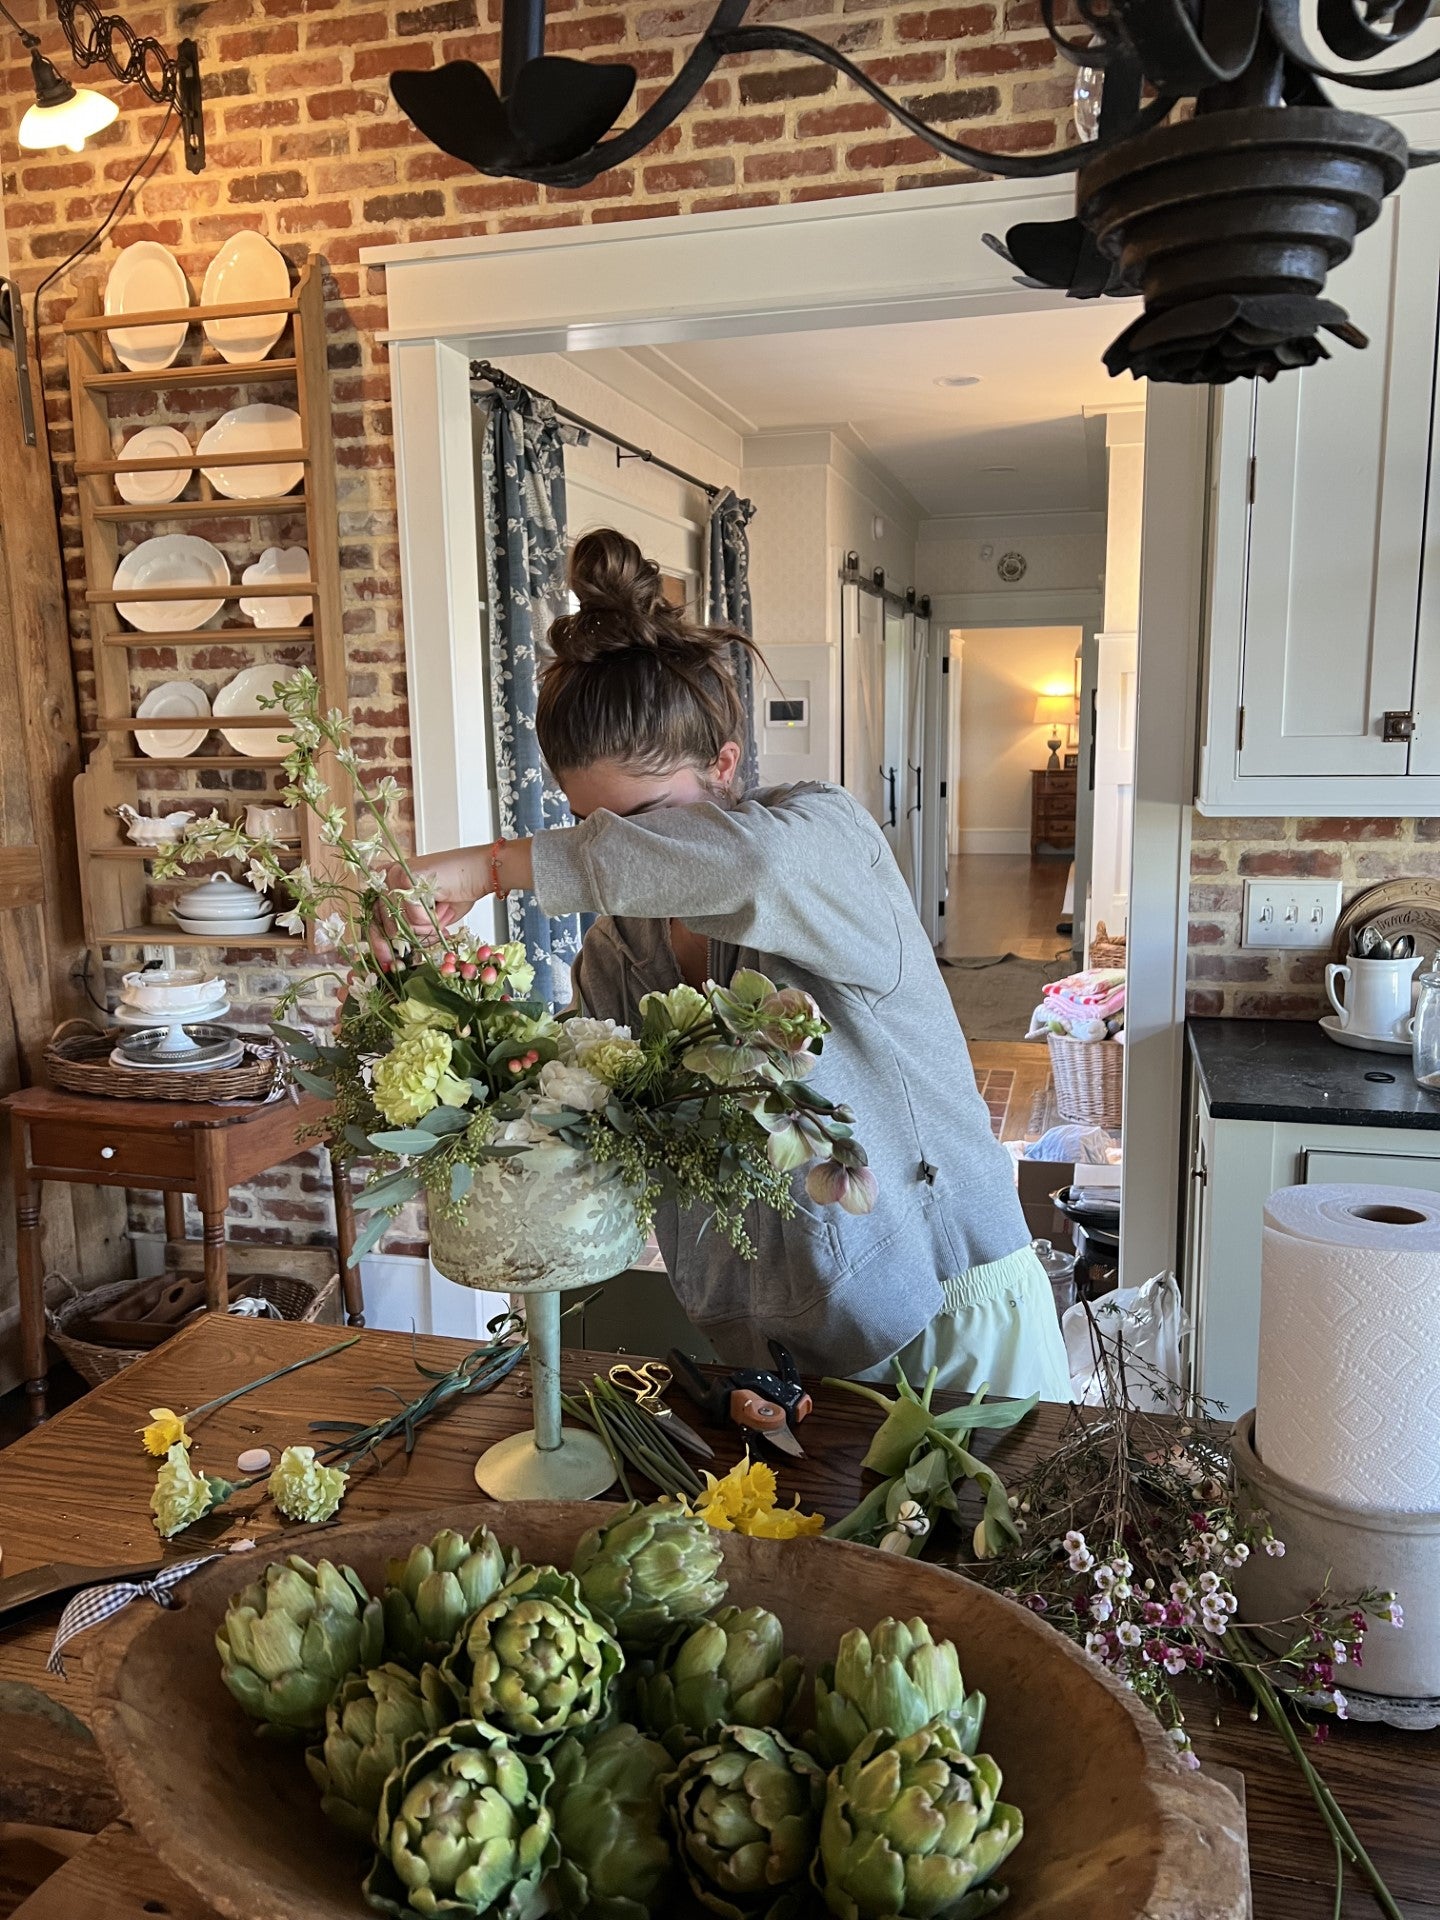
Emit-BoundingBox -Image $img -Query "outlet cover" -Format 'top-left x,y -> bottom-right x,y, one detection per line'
1241,879 -> 1344,950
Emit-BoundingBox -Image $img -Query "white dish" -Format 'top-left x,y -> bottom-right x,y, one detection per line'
105,241 -> 190,373
173,913 -> 276,937
240,545 -> 311,629
113,426 -> 192,506
115,804 -> 196,845
244,803 -> 299,842
213,663 -> 293,757
121,967 -> 223,1012
201,231 -> 290,365
114,535 -> 229,634
133,681 -> 211,759
1318,1014 -> 1413,1057
113,996 -> 230,1027
177,874 -> 271,919
197,404 -> 303,499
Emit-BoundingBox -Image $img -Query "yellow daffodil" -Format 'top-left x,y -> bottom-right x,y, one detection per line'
695,1452 -> 823,1539
268,1445 -> 348,1524
138,1407 -> 189,1456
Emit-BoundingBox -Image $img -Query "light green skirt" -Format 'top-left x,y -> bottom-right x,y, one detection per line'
853,1246 -> 1073,1402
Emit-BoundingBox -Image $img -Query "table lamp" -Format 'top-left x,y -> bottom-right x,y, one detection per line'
1033,692 -> 1073,771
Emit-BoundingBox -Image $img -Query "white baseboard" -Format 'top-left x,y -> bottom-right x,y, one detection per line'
127,1237 -> 509,1342
954,828 -> 1031,856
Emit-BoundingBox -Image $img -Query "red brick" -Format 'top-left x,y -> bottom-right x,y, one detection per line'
1296,817 -> 1403,840
226,99 -> 302,131
846,134 -> 936,169
592,201 -> 684,224
454,178 -> 543,212
18,160 -> 92,190
689,190 -> 784,212
356,43 -> 435,80
1419,818 -> 1440,841
908,85 -> 1001,119
897,5 -> 996,40
219,25 -> 300,58
404,148 -> 475,181
272,128 -> 352,161
1187,920 -> 1227,947
641,158 -> 735,193
963,117 -> 1059,152
307,12 -> 391,45
399,0 -> 480,30
228,170 -> 307,203
266,56 -> 346,90
1237,848 -> 1344,879
797,101 -> 889,137
739,65 -> 836,104
793,180 -> 885,201
692,113 -> 786,148
742,146 -> 836,181
954,37 -> 1057,72
1186,989 -> 1226,1018
547,12 -> 627,49
307,87 -> 392,122
275,198 -> 353,233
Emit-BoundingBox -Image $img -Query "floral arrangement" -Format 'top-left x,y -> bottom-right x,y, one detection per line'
155,670 -> 875,1262
215,1498 -> 1023,1919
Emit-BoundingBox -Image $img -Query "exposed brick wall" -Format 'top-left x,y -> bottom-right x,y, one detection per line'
1187,815 -> 1440,1020
0,0 -> 1073,1258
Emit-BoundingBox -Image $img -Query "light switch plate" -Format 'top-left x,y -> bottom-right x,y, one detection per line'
1241,879 -> 1344,949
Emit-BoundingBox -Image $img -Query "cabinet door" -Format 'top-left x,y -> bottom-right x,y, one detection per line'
840,584 -> 885,826
1237,165 -> 1440,778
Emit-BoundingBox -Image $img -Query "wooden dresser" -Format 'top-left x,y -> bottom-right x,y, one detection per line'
1030,767 -> 1077,854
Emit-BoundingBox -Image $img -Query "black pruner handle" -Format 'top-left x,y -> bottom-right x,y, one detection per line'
666,1347 -> 728,1422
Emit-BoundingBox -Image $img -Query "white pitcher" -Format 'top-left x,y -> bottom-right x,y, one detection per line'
1325,954 -> 1422,1042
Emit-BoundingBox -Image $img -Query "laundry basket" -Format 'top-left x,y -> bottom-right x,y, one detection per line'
1047,1034 -> 1124,1131
45,1244 -> 340,1387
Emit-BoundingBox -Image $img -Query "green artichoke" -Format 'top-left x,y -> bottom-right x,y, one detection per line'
571,1500 -> 727,1653
363,1720 -> 556,1919
440,1564 -> 621,1748
812,1617 -> 985,1769
305,1660 -> 452,1843
815,1723 -> 1023,1920
384,1524 -> 514,1667
638,1606 -> 805,1760
216,1554 -> 382,1735
549,1721 -> 676,1920
664,1724 -> 825,1920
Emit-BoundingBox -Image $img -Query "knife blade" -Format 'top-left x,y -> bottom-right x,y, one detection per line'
0,1559 -> 167,1635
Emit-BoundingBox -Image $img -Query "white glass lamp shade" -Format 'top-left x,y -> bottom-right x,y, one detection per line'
19,84 -> 118,154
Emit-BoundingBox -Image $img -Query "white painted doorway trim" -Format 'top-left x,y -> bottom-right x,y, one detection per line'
362,183 -> 1205,1292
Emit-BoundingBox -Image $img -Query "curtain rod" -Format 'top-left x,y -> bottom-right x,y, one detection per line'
470,359 -> 722,501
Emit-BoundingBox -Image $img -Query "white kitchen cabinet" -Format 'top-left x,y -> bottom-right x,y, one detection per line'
1197,117 -> 1440,816
1183,1089 -> 1440,1418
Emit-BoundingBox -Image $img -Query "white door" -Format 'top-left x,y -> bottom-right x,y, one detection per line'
899,612 -> 927,903
879,603 -> 910,859
919,620 -> 951,945
1087,628 -> 1137,948
840,583 -> 886,826
1235,164 -> 1440,778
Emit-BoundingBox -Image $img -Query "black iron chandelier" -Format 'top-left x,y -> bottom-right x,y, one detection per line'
391,0 -> 1440,385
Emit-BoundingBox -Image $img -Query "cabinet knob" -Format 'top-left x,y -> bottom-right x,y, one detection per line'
99,1146 -> 116,1160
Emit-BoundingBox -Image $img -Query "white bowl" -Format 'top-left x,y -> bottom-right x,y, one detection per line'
120,968 -> 224,1013
172,912 -> 275,938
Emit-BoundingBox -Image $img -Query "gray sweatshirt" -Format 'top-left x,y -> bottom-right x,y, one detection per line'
530,782 -> 1030,1377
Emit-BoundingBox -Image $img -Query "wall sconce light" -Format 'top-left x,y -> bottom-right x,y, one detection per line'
2,1 -> 204,172
1033,693 -> 1074,773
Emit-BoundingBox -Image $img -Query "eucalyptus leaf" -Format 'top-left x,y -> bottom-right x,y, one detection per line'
355,1169 -> 422,1212
450,1162 -> 474,1202
342,1125 -> 374,1153
368,1128 -> 443,1155
271,1021 -> 318,1062
292,1066 -> 336,1098
419,1105 -> 472,1136
347,1208 -> 394,1265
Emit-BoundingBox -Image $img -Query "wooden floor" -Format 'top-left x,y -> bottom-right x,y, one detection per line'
971,1040 -> 1062,1144
943,851 -> 1072,963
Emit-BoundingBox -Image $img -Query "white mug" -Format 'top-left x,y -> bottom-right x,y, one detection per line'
1326,954 -> 1422,1041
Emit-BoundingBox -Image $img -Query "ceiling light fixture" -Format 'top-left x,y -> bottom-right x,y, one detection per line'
390,0 -> 1440,387
2,0 -> 205,172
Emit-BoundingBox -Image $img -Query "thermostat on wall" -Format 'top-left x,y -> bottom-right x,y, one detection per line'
766,696 -> 808,727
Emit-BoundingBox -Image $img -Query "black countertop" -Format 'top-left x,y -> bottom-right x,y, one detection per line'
1187,1017 -> 1440,1130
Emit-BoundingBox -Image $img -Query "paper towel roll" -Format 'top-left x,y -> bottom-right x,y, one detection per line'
1256,1185 -> 1440,1513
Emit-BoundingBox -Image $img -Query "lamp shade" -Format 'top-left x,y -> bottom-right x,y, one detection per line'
19,55 -> 118,154
1032,692 -> 1073,727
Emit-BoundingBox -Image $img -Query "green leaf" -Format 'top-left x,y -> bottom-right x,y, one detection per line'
450,1162 -> 474,1202
419,1106 -> 472,1136
291,1066 -> 336,1098
368,1128 -> 442,1155
932,1392 -> 1039,1437
271,1022 -> 318,1062
347,1209 -> 393,1265
342,1125 -> 373,1153
355,1168 -> 421,1211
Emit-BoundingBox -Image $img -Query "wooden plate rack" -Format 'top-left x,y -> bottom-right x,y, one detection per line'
66,259 -> 348,952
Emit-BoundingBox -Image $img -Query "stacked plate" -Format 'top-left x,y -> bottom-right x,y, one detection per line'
111,967 -> 242,1073
173,874 -> 274,938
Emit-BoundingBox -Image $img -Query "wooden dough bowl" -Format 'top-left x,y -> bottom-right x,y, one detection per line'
90,1504 -> 1249,1920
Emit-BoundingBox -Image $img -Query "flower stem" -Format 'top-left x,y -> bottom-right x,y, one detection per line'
182,1335 -> 360,1431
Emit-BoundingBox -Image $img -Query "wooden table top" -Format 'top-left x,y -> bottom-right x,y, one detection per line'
1,1316 -> 1436,1920
2,1085 -> 332,1135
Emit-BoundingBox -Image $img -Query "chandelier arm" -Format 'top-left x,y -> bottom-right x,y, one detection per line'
1265,0 -> 1440,88
1315,0 -> 1432,64
1107,0 -> 1262,94
1041,0 -> 1124,69
514,0 -> 748,185
709,23 -> 1175,177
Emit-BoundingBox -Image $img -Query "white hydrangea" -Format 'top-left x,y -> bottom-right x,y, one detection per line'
557,1017 -> 632,1065
536,1060 -> 611,1112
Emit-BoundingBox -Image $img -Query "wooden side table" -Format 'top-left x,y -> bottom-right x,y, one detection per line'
1030,766 -> 1077,855
4,1087 -> 363,1425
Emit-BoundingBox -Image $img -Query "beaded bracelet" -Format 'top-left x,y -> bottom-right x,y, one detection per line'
489,838 -> 508,898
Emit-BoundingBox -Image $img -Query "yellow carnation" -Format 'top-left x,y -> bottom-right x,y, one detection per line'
151,1443 -> 225,1539
582,1036 -> 644,1087
268,1445 -> 348,1523
372,1029 -> 460,1126
393,996 -> 457,1033
138,1406 -> 189,1456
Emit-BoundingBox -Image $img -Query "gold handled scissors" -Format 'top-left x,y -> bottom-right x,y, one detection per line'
608,1361 -> 715,1458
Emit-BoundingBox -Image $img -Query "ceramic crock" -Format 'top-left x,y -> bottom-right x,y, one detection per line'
427,1138 -> 644,1292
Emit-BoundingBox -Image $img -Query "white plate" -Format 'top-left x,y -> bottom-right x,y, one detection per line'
201,231 -> 290,365
213,663 -> 294,757
112,997 -> 231,1027
1318,1014 -> 1413,1057
133,681 -> 211,759
173,913 -> 275,937
114,535 -> 230,634
197,404 -> 303,499
240,545 -> 312,628
113,426 -> 192,506
105,241 -> 190,373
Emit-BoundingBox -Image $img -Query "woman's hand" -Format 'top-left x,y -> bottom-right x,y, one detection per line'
369,841 -> 533,965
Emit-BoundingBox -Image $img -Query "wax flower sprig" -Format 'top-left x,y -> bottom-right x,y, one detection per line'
155,671 -> 878,1266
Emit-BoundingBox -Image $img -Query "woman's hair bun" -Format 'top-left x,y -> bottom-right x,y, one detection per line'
552,528 -> 711,666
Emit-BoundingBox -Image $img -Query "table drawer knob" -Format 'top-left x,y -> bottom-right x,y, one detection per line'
99,1146 -> 116,1160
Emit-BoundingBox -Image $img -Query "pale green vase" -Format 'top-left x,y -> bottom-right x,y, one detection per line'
428,1140 -> 646,1502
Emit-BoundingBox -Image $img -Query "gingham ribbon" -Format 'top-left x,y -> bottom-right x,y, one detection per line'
46,1556 -> 221,1677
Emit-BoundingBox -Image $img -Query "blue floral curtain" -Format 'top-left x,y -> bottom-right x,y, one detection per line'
707,489 -> 760,792
475,387 -> 585,1008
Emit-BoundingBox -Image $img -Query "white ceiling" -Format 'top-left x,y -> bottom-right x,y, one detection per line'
634,302 -> 1143,519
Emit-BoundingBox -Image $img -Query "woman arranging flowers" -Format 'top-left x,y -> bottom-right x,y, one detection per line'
386,528 -> 1070,1397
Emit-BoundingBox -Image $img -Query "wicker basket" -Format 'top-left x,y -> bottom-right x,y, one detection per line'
45,1020 -> 281,1104
1089,922 -> 1127,969
1047,1034 -> 1125,1130
45,1243 -> 340,1386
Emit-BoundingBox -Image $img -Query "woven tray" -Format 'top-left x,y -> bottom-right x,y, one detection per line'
45,1020 -> 281,1103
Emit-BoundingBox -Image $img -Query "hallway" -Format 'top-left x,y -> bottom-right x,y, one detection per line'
943,851 -> 1071,962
